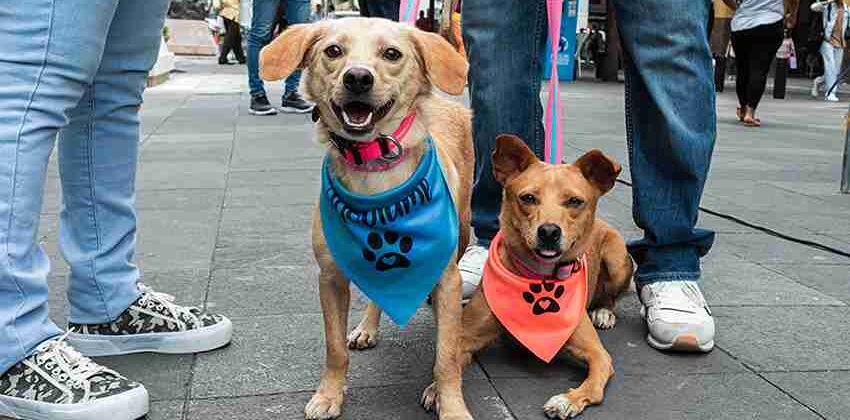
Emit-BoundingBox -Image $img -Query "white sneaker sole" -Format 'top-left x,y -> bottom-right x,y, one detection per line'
0,385 -> 148,420
66,317 -> 233,357
249,107 -> 278,116
279,105 -> 314,114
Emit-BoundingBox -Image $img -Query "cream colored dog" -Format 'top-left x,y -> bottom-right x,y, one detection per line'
261,18 -> 475,420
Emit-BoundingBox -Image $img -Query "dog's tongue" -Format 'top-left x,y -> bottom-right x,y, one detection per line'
343,102 -> 374,126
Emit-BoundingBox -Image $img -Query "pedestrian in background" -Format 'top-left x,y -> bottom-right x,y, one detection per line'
0,2 -> 233,419
247,0 -> 315,115
215,0 -> 247,65
726,0 -> 799,127
811,0 -> 850,101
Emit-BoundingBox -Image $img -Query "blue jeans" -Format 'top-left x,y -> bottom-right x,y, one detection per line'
463,0 -> 716,286
0,0 -> 169,375
359,0 -> 400,19
247,0 -> 311,97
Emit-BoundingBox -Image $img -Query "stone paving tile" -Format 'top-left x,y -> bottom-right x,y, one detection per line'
701,255 -> 845,307
714,306 -> 850,371
137,161 -> 228,191
761,263 -> 850,305
213,236 -> 315,270
190,314 -> 487,399
96,353 -> 193,403
765,371 -> 850,420
207,265 -> 321,317
493,373 -> 820,420
224,184 -> 318,208
721,232 -> 850,266
148,399 -> 186,420
187,380 -> 513,420
135,208 -> 220,272
217,204 -> 314,239
226,169 -> 321,189
136,188 -> 225,212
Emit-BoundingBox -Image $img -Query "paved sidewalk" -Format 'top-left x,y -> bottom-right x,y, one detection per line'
35,57 -> 850,419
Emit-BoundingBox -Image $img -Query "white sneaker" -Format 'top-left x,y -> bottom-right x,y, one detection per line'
812,76 -> 823,98
826,94 -> 839,102
458,243 -> 488,301
640,281 -> 715,352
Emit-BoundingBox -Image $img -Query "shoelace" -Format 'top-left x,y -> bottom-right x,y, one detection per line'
137,283 -> 199,326
35,332 -> 109,391
650,281 -> 708,314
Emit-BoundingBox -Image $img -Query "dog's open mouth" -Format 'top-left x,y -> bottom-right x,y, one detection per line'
332,99 -> 395,134
534,248 -> 562,260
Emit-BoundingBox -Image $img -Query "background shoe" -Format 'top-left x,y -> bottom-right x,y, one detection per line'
458,243 -> 489,301
826,95 -> 839,102
811,76 -> 823,98
640,281 -> 715,352
280,92 -> 315,114
249,94 -> 278,116
0,335 -> 149,420
66,284 -> 233,357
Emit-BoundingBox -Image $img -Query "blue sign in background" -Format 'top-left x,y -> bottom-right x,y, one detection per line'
543,0 -> 579,82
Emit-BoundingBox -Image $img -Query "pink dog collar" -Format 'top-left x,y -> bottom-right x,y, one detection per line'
333,113 -> 416,171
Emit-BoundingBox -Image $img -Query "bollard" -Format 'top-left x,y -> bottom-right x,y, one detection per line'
842,108 -> 850,194
773,58 -> 787,99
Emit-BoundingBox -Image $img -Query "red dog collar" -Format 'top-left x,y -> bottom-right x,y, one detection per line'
331,113 -> 416,171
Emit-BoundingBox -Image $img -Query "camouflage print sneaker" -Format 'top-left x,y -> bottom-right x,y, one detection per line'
0,335 -> 148,420
66,284 -> 233,357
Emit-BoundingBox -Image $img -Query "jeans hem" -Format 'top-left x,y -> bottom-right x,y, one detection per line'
634,271 -> 701,287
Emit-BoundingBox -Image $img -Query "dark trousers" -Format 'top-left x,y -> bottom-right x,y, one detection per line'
359,0 -> 399,19
731,20 -> 783,110
220,17 -> 245,63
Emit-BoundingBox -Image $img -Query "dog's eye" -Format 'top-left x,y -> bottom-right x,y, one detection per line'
382,47 -> 402,62
519,194 -> 537,205
324,45 -> 343,59
565,197 -> 585,208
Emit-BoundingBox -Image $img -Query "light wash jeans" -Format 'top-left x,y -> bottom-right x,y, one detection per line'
247,0 -> 312,97
820,41 -> 844,99
0,0 -> 170,375
463,0 -> 716,286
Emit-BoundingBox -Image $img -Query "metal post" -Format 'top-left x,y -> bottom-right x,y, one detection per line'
842,108 -> 850,193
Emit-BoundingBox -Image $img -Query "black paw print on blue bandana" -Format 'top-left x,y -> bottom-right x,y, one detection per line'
362,231 -> 413,272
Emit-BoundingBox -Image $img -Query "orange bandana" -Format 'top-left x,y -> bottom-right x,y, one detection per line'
482,231 -> 588,363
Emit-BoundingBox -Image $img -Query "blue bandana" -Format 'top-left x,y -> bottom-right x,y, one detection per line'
319,139 -> 459,326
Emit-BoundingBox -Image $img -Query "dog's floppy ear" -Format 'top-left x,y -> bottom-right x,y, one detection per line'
409,29 -> 468,95
574,150 -> 622,194
492,134 -> 538,185
260,23 -> 324,81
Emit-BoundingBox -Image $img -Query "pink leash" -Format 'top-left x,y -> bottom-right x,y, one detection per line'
544,0 -> 564,165
398,0 -> 421,25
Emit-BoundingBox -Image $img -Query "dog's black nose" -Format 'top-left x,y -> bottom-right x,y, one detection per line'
537,224 -> 562,244
343,67 -> 374,94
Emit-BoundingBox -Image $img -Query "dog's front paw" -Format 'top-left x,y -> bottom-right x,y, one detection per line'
420,382 -> 439,412
347,324 -> 379,350
590,308 -> 616,329
305,391 -> 343,420
543,393 -> 586,419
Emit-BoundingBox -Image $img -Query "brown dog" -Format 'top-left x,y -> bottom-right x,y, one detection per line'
260,18 -> 475,420
422,135 -> 633,419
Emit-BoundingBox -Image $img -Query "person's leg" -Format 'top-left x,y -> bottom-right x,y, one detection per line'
58,0 -> 169,326
283,0 -> 312,97
822,42 -> 841,100
730,30 -> 750,110
463,0 -> 547,246
455,0 -> 546,299
0,0 -> 124,376
60,0 -> 232,358
247,0 -> 280,97
359,0 -> 400,19
232,19 -> 246,63
614,0 -> 716,352
744,22 -> 783,110
220,18 -> 235,63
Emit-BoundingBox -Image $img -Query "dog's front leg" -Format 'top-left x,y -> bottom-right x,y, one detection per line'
305,268 -> 351,420
543,313 -> 614,419
430,264 -> 472,420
